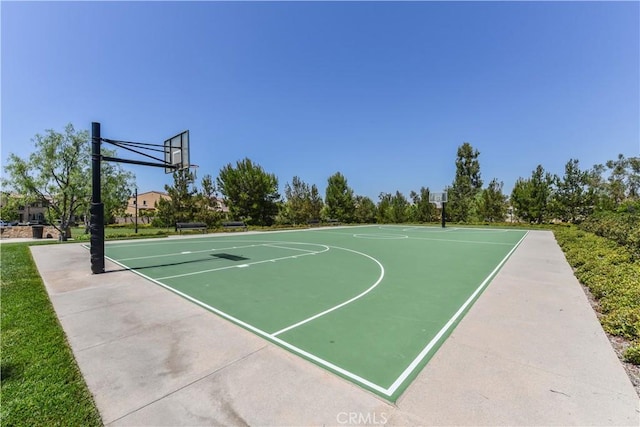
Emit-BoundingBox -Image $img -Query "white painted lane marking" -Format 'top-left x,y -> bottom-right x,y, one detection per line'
118,244 -> 261,261
155,245 -> 330,280
262,243 -> 320,253
272,246 -> 385,337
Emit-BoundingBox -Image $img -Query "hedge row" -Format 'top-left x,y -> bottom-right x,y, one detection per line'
554,226 -> 640,364
580,203 -> 640,260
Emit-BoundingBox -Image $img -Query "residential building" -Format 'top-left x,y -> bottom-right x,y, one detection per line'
125,191 -> 171,216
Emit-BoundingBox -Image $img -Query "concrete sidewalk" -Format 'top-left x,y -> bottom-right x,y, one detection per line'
31,230 -> 639,426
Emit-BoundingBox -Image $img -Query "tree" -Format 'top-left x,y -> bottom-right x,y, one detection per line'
281,176 -> 324,225
390,191 -> 410,223
2,124 -> 134,239
606,154 -> 629,205
100,158 -> 136,224
325,172 -> 355,222
308,184 -> 324,221
195,174 -> 223,226
478,179 -> 507,222
155,169 -> 199,228
587,164 -> 615,212
552,159 -> 594,223
510,165 -> 554,223
377,192 -> 393,223
217,158 -> 280,226
510,178 -> 532,222
448,142 -> 483,222
409,187 -> 435,223
0,192 -> 19,221
605,154 -> 640,204
353,195 -> 377,224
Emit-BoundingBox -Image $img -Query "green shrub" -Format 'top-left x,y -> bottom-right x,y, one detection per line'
623,343 -> 640,365
581,203 -> 640,260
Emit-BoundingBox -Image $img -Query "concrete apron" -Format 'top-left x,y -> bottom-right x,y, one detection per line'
31,230 -> 639,426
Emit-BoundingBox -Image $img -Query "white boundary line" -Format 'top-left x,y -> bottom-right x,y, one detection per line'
102,251 -> 390,396
384,230 -> 530,395
99,227 -> 529,398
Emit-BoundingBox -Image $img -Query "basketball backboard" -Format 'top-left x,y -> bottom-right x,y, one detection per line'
428,192 -> 447,204
164,130 -> 189,173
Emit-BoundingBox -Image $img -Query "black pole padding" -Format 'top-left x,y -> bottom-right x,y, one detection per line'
90,202 -> 105,273
90,122 -> 105,274
441,202 -> 446,228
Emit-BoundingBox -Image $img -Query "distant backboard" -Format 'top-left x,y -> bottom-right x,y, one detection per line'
429,192 -> 448,204
164,130 -> 189,174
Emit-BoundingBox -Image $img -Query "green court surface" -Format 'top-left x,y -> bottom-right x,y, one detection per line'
103,225 -> 528,401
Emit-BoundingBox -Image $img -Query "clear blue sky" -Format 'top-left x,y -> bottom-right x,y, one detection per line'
2,1 -> 639,200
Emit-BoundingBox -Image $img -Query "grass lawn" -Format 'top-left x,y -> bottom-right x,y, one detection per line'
69,226 -> 173,241
0,242 -> 102,426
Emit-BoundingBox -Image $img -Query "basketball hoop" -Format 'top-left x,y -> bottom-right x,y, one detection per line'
164,130 -> 189,174
429,191 -> 447,228
428,191 -> 447,205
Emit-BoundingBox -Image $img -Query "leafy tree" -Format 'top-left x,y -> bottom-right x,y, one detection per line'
390,191 -> 410,223
587,164 -> 616,212
510,178 -> 533,222
155,169 -> 199,228
409,187 -> 435,223
325,172 -> 355,222
627,157 -> 640,200
606,154 -> 630,205
552,159 -> 594,223
201,174 -> 216,201
308,184 -> 324,221
195,174 -> 223,226
217,158 -> 280,226
100,158 -> 136,224
0,193 -> 19,221
448,142 -> 483,222
376,191 -> 409,223
353,195 -> 377,223
377,192 -> 392,223
478,179 -> 507,222
2,124 -> 134,239
605,154 -> 640,204
510,165 -> 554,223
281,176 -> 324,225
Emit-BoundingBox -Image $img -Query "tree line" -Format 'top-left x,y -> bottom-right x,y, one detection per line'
2,125 -> 639,233
156,142 -> 639,228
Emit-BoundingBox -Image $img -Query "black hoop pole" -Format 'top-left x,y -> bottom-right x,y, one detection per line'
89,121 -> 184,273
441,202 -> 446,228
90,122 -> 105,274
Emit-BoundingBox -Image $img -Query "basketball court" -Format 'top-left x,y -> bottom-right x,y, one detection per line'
31,228 -> 639,425
99,225 -> 528,401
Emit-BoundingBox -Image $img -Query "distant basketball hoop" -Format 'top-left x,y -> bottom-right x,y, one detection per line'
429,191 -> 448,228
